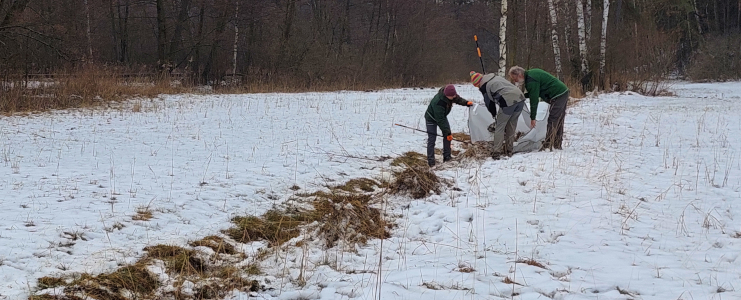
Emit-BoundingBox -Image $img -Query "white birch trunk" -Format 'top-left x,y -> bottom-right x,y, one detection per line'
599,0 -> 610,89
585,0 -> 592,41
84,0 -> 93,61
498,0 -> 508,77
548,0 -> 563,79
576,0 -> 589,77
562,0 -> 573,62
692,0 -> 703,34
232,0 -> 239,77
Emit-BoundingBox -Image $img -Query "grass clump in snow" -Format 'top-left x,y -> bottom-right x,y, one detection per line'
390,151 -> 428,168
143,245 -> 206,275
33,263 -> 159,300
36,277 -> 66,290
132,207 -> 153,221
390,165 -> 442,199
189,235 -> 238,255
224,210 -> 310,246
331,178 -> 381,193
517,258 -> 548,269
308,191 -> 391,248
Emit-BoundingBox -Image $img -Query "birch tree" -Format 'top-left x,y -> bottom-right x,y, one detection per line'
585,0 -> 592,41
547,0 -> 563,79
599,0 -> 609,89
498,0 -> 507,77
576,0 -> 590,82
232,0 -> 239,77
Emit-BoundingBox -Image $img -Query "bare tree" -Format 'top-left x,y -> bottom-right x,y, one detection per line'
585,0 -> 592,41
548,0 -> 563,79
231,0 -> 239,77
599,0 -> 609,89
156,0 -> 168,68
84,0 -> 93,61
576,0 -> 590,88
498,0 -> 508,77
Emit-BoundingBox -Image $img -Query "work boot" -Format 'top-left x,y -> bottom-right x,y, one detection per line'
491,152 -> 502,160
443,156 -> 452,163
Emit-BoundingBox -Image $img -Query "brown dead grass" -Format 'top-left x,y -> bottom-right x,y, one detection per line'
224,210 -> 310,247
189,236 -> 238,255
459,142 -> 495,160
143,245 -> 205,275
390,165 -> 442,199
132,207 -> 153,221
36,277 -> 66,290
390,151 -> 428,168
1,67 -> 183,114
517,258 -> 548,269
309,192 -> 391,248
331,178 -> 381,193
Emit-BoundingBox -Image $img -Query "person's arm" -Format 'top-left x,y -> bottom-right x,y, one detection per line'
526,81 -> 541,121
453,96 -> 472,107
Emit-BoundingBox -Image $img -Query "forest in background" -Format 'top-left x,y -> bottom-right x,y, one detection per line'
0,0 -> 740,93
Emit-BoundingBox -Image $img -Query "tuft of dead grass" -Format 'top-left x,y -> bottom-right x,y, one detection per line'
390,165 -> 442,199
309,192 -> 391,248
189,236 -> 238,255
390,151 -> 428,168
132,207 -> 153,221
459,142 -> 496,160
331,178 -> 381,193
36,277 -> 66,290
224,210 -> 309,246
517,258 -> 548,269
143,245 -> 206,275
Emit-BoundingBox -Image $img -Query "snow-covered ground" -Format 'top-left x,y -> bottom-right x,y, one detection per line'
1,82 -> 740,300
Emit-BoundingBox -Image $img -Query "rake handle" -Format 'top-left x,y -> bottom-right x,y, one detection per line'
393,123 -> 470,143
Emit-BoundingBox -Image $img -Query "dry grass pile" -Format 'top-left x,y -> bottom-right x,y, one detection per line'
189,236 -> 238,255
390,165 -> 442,199
459,142 -> 496,160
309,192 -> 391,248
224,210 -> 310,247
31,263 -> 158,300
390,151 -> 428,168
30,242 -> 259,300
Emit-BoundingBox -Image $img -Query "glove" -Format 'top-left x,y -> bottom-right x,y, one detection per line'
487,122 -> 497,133
466,101 -> 473,106
446,135 -> 453,141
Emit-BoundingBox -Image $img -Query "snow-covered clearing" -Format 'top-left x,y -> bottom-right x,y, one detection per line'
1,82 -> 740,299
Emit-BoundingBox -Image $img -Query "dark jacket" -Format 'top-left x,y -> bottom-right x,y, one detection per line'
424,88 -> 470,136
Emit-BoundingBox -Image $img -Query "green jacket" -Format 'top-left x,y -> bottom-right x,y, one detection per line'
524,69 -> 568,120
424,87 -> 469,136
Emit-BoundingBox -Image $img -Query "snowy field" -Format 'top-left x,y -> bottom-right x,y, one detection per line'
1,82 -> 740,299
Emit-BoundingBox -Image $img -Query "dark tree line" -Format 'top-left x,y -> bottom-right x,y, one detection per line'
0,0 -> 739,89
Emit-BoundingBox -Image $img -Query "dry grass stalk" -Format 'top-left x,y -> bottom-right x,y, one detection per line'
132,207 -> 153,221
189,236 -> 238,255
517,258 -> 548,269
390,165 -> 442,199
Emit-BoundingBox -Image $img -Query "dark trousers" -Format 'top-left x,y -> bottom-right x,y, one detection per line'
545,91 -> 569,150
426,121 -> 450,166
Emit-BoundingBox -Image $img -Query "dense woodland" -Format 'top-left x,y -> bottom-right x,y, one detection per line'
0,0 -> 740,91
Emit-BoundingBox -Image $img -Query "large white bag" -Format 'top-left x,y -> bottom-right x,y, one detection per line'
467,102 -> 550,153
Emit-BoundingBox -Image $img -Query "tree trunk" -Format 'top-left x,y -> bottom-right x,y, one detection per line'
599,0 -> 609,90
84,0 -> 93,61
109,0 -> 119,62
169,0 -> 193,63
585,0 -> 592,41
232,0 -> 239,76
202,7 -> 230,84
156,0 -> 168,68
692,0 -> 703,34
498,0 -> 508,76
548,0 -> 563,79
576,0 -> 590,90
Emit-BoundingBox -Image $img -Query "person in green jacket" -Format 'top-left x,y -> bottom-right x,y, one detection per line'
424,84 -> 472,167
508,66 -> 570,150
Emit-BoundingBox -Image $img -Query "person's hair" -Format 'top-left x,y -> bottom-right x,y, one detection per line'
508,66 -> 525,77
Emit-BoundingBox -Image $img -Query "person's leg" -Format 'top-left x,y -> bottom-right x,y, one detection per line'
443,136 -> 452,162
504,109 -> 522,155
426,121 -> 437,166
548,92 -> 569,150
490,110 -> 508,155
